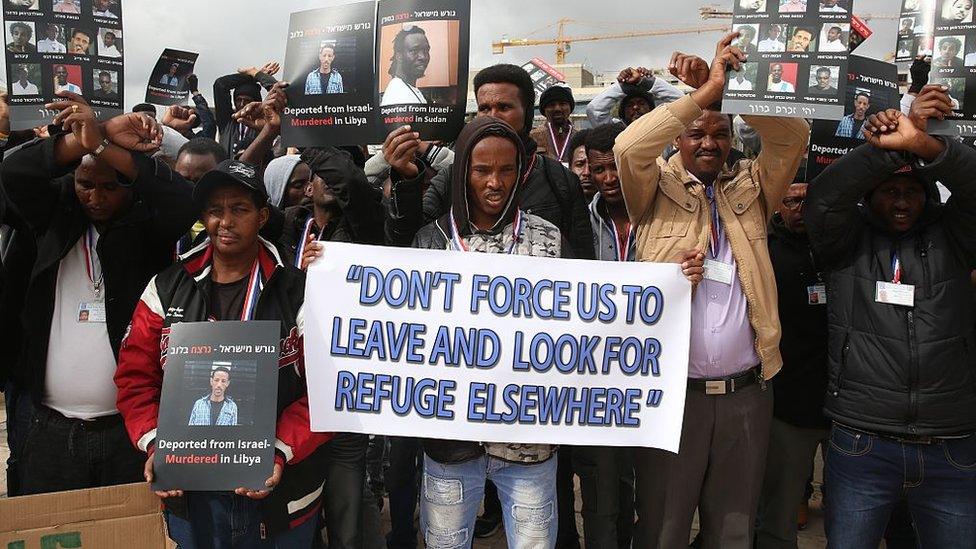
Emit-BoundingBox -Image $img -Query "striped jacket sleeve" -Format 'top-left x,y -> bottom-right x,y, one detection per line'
115,277 -> 166,453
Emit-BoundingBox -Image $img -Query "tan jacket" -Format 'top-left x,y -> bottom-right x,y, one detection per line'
529,121 -> 569,162
613,94 -> 809,379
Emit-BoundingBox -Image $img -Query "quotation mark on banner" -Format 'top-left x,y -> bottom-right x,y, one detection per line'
347,265 -> 364,282
646,390 -> 663,408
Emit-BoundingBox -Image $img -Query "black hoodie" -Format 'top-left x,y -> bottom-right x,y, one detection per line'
805,139 -> 976,437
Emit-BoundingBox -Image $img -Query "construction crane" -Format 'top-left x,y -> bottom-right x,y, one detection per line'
699,5 -> 898,20
492,18 -> 728,65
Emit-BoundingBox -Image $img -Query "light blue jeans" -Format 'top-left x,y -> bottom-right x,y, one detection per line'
420,452 -> 557,549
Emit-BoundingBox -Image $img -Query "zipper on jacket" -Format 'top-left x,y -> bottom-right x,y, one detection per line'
907,309 -> 919,433
834,332 -> 850,396
917,237 -> 931,300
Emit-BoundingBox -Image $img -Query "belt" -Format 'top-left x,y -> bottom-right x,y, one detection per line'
838,423 -> 974,446
688,365 -> 763,395
36,405 -> 124,430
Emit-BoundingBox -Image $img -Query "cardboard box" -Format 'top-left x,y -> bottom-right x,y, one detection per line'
0,482 -> 168,548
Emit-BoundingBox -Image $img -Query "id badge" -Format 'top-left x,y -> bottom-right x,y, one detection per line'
78,300 -> 106,323
703,259 -> 734,285
807,284 -> 827,305
876,281 -> 915,307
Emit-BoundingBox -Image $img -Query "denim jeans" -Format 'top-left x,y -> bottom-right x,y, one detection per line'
824,423 -> 976,549
165,493 -> 318,549
421,453 -> 557,549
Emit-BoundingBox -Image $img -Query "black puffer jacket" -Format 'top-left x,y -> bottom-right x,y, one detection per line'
386,134 -> 593,258
805,139 -> 976,437
768,216 -> 829,429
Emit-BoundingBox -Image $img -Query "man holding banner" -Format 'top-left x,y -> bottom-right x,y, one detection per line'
615,33 -> 808,547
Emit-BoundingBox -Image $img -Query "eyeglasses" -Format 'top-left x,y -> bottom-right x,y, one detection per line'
782,197 -> 804,210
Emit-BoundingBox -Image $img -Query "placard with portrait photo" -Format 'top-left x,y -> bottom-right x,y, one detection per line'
152,321 -> 280,492
896,0 -> 937,62
928,0 -> 976,134
3,0 -> 123,129
144,48 -> 198,105
724,0 -> 853,119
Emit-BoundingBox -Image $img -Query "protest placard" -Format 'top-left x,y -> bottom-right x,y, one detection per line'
375,0 -> 470,140
281,0 -> 469,146
282,1 -> 376,147
723,0 -> 854,120
896,0 -> 936,62
806,55 -> 900,180
145,48 -> 197,105
522,57 -> 566,95
152,321 -> 280,492
303,243 -> 691,453
927,0 -> 976,135
3,0 -> 122,129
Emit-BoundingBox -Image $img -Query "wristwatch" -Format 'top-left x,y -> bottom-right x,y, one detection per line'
92,138 -> 111,157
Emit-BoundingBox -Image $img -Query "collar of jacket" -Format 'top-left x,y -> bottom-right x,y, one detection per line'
178,236 -> 284,284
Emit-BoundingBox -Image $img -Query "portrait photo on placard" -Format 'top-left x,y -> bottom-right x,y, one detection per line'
67,27 -> 96,56
301,37 -> 358,96
737,0 -> 768,13
787,25 -> 818,53
183,360 -> 258,428
5,0 -> 39,11
92,0 -> 120,19
733,24 -> 760,56
808,65 -> 840,94
728,62 -> 759,91
759,23 -> 788,52
98,27 -> 122,58
934,35 -> 966,69
767,61 -> 798,93
36,23 -> 67,54
377,20 -> 461,106
51,63 -> 82,95
9,62 -> 41,95
91,68 -> 118,99
940,0 -> 974,24
933,76 -> 966,109
779,0 -> 808,13
819,23 -> 849,52
52,0 -> 80,15
6,21 -> 35,54
818,0 -> 847,12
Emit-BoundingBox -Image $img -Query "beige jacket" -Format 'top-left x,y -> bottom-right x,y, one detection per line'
613,95 -> 809,379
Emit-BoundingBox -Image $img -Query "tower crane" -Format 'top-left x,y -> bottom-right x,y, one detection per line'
492,18 -> 728,65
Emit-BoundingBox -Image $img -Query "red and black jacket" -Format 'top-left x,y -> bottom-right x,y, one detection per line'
115,237 -> 333,533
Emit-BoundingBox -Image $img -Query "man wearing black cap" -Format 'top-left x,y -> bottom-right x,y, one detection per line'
213,62 -> 279,158
587,66 -> 684,128
1,92 -> 197,495
806,86 -> 976,547
116,158 -> 333,547
530,83 -> 576,163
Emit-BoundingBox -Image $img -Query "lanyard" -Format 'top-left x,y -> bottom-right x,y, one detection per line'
548,123 -> 573,162
891,252 -> 902,284
609,218 -> 633,262
705,185 -> 722,259
239,260 -> 263,321
294,216 -> 324,268
82,225 -> 103,298
450,209 -> 523,254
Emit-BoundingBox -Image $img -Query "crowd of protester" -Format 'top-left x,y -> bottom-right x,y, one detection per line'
0,30 -> 974,549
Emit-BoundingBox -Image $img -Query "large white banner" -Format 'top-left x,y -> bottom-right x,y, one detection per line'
304,243 -> 691,452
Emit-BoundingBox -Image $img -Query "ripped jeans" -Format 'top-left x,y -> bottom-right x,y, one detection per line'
420,453 -> 557,549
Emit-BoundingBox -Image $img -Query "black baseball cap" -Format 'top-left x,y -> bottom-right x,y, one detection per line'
193,160 -> 269,207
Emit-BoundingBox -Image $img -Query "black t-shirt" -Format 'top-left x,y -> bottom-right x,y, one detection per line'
209,277 -> 247,321
209,399 -> 224,426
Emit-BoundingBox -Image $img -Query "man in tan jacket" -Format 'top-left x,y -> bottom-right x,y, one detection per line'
614,33 -> 809,548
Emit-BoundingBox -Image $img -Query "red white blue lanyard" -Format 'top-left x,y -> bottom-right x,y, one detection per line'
294,216 -> 324,268
891,253 -> 902,284
449,208 -> 523,254
82,225 -> 103,298
548,123 -> 573,162
239,260 -> 263,321
610,220 -> 634,262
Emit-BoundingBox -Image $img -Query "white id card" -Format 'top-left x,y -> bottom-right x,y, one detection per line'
703,259 -> 734,285
876,282 -> 915,307
807,284 -> 827,305
78,301 -> 106,323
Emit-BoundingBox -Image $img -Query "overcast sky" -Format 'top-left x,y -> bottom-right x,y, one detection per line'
4,0 -> 897,111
